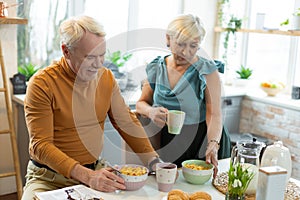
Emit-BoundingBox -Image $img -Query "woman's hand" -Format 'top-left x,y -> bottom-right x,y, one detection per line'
88,168 -> 126,192
205,142 -> 219,178
148,106 -> 168,128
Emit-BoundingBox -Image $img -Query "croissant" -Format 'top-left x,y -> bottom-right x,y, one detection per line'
167,189 -> 189,200
189,191 -> 212,200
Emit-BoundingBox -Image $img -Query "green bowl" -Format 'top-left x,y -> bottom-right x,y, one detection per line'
181,160 -> 214,185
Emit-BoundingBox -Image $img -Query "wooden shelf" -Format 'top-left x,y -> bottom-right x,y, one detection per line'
214,27 -> 300,37
0,17 -> 28,25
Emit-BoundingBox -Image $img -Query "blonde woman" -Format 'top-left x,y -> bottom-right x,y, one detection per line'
136,14 -> 231,177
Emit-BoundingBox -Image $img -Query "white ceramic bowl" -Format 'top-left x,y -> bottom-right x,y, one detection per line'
115,164 -> 149,191
181,160 -> 214,185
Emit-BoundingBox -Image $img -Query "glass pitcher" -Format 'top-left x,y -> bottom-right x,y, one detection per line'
231,138 -> 265,195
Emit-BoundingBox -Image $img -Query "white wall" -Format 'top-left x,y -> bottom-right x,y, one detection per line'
183,0 -> 218,59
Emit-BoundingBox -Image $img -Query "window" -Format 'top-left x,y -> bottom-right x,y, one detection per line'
84,0 -> 129,38
20,0 -> 299,90
84,0 -> 182,83
17,0 -> 70,67
18,0 -> 182,78
217,0 -> 300,90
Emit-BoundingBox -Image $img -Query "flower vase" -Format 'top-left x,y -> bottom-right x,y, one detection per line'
225,192 -> 245,200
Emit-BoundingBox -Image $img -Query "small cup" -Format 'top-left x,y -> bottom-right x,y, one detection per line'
167,110 -> 185,134
156,162 -> 177,192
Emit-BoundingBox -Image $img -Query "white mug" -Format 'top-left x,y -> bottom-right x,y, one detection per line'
156,163 -> 177,192
167,110 -> 185,135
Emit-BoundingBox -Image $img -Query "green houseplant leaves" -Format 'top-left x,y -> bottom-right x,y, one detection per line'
18,63 -> 41,81
236,65 -> 252,79
223,16 -> 242,64
105,50 -> 132,68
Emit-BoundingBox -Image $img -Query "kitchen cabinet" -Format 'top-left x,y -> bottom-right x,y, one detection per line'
101,103 -> 137,165
222,96 -> 243,134
101,117 -> 126,165
12,96 -> 29,186
221,95 -> 272,146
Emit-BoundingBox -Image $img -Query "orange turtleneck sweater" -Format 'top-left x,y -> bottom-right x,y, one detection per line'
24,57 -> 157,178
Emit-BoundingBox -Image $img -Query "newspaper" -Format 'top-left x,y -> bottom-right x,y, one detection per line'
35,184 -> 104,200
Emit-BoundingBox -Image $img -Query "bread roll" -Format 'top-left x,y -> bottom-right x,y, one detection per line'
167,189 -> 189,200
189,191 -> 212,200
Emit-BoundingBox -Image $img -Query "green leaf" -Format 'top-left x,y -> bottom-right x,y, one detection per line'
18,63 -> 42,81
227,161 -> 255,196
294,8 -> 300,16
236,65 -> 252,79
280,19 -> 289,26
105,50 -> 132,67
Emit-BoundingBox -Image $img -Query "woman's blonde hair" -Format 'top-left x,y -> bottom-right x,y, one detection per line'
166,14 -> 206,44
59,15 -> 106,50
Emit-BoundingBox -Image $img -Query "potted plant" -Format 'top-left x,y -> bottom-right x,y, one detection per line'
105,50 -> 132,69
222,16 -> 242,65
18,63 -> 42,82
226,161 -> 255,200
234,65 -> 252,87
280,8 -> 300,30
236,65 -> 252,79
105,50 -> 132,91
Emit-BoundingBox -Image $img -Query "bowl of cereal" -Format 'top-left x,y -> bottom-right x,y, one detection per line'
181,160 -> 213,185
115,164 -> 149,191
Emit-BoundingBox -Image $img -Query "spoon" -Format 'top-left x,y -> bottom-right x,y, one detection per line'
105,161 -> 121,175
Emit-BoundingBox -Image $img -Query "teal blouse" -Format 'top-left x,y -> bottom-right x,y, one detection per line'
146,55 -> 223,125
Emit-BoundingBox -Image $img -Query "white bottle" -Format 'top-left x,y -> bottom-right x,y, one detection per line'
261,141 -> 291,186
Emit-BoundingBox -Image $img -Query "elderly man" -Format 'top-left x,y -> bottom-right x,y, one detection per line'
22,15 -> 161,199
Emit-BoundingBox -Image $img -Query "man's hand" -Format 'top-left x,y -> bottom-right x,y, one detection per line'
88,168 -> 126,192
71,164 -> 126,192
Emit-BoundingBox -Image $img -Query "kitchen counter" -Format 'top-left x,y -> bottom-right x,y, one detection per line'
12,82 -> 141,107
13,85 -> 300,111
246,89 -> 300,111
124,85 -> 300,111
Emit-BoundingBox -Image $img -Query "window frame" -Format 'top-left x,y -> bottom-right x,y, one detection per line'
215,0 -> 300,92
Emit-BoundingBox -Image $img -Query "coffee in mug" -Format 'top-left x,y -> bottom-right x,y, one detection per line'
156,162 -> 177,192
